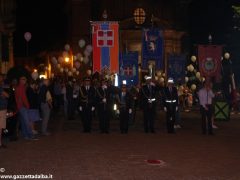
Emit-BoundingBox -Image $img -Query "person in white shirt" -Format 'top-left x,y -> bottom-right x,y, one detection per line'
198,82 -> 215,135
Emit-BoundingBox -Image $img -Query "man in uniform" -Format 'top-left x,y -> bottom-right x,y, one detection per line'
96,79 -> 113,134
140,76 -> 157,133
116,83 -> 132,134
163,78 -> 179,134
79,77 -> 95,133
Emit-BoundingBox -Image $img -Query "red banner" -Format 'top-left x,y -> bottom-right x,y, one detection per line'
198,45 -> 222,82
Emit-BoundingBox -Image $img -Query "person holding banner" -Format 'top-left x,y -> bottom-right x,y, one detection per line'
140,76 -> 157,133
163,78 -> 179,134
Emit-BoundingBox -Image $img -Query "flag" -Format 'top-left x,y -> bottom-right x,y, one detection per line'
119,52 -> 138,86
198,45 -> 222,82
142,28 -> 163,69
168,54 -> 186,83
91,21 -> 119,73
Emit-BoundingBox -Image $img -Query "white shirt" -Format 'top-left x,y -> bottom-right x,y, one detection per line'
198,88 -> 215,108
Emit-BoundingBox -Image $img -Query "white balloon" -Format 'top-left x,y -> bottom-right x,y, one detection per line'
185,77 -> 189,82
60,68 -> 64,73
78,39 -> 86,48
189,64 -> 194,72
191,56 -> 197,62
57,64 -> 61,69
72,68 -> 76,73
156,71 -> 162,77
224,52 -> 230,60
77,53 -> 83,60
51,57 -> 58,65
86,45 -> 93,53
73,55 -> 77,61
58,56 -> 64,64
65,68 -> 69,72
83,57 -> 89,64
31,71 -> 38,80
191,84 -> 197,91
159,77 -> 165,83
87,69 -> 92,76
84,50 -> 90,57
76,71 -> 79,75
64,44 -> 71,51
68,71 -> 73,76
196,72 -> 201,79
74,61 -> 81,69
24,32 -> 32,42
155,76 -> 159,81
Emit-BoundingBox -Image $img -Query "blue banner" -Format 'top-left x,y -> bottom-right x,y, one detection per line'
119,52 -> 139,86
168,54 -> 186,83
142,28 -> 163,69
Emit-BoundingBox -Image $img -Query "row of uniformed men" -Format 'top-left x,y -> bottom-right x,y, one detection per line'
76,77 -> 179,134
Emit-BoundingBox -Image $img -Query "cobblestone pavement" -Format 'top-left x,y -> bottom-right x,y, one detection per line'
1,110 -> 240,180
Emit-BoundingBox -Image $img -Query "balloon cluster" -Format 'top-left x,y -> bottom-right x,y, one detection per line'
185,55 -> 205,91
155,70 -> 166,85
50,39 -> 93,78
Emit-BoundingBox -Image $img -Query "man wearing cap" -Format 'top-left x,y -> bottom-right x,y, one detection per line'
140,76 -> 157,133
116,84 -> 132,134
163,78 -> 178,133
96,79 -> 113,134
79,77 -> 95,133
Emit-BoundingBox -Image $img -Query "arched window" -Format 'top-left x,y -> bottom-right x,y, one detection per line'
134,8 -> 146,25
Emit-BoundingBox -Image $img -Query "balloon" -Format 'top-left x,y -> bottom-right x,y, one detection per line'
51,73 -> 54,78
58,56 -> 64,64
148,64 -> 153,69
189,64 -> 194,72
87,69 -> 92,76
64,44 -> 70,51
84,50 -> 90,57
78,39 -> 86,48
24,32 -> 32,42
76,71 -> 79,75
68,71 -> 73,76
191,84 -> 197,91
74,61 -> 81,69
83,57 -> 89,64
57,64 -> 61,69
86,45 -> 93,53
196,72 -> 201,79
202,77 -> 205,82
162,73 -> 165,77
31,71 -> 38,80
72,68 -> 76,73
224,52 -> 230,60
73,55 -> 77,61
62,51 -> 68,57
156,71 -> 162,77
51,57 -> 57,65
191,56 -> 197,62
77,53 -> 83,60
185,77 -> 189,82
60,68 -> 64,73
159,77 -> 165,83
155,76 -> 158,81
65,68 -> 69,73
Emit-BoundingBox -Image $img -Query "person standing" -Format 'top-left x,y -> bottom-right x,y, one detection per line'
96,79 -> 112,134
15,76 -> 35,140
79,77 -> 95,133
39,78 -> 52,136
116,84 -> 132,134
140,76 -> 157,133
198,82 -> 215,135
163,78 -> 178,134
0,74 -> 9,148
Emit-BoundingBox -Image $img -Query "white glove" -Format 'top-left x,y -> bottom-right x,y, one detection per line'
176,106 -> 178,111
102,98 -> 107,103
148,99 -> 152,103
79,106 -> 82,111
91,107 -> 95,111
116,110 -> 120,114
164,107 -> 167,112
129,109 -> 132,114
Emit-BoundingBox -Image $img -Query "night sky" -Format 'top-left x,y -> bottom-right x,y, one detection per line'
13,0 -> 238,56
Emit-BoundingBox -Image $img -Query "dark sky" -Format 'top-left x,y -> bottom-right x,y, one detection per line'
14,0 -> 67,56
13,0 -> 238,56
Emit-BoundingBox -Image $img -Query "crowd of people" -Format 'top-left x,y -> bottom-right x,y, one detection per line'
0,72 -> 238,149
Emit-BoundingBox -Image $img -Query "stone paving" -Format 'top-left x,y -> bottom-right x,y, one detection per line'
1,110 -> 240,180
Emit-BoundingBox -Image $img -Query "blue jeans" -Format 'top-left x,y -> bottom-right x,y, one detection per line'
19,107 -> 33,138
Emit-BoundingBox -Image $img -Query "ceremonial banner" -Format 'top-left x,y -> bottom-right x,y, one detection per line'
142,28 -> 163,69
91,21 -> 119,73
198,45 -> 222,82
168,54 -> 186,83
119,52 -> 138,86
